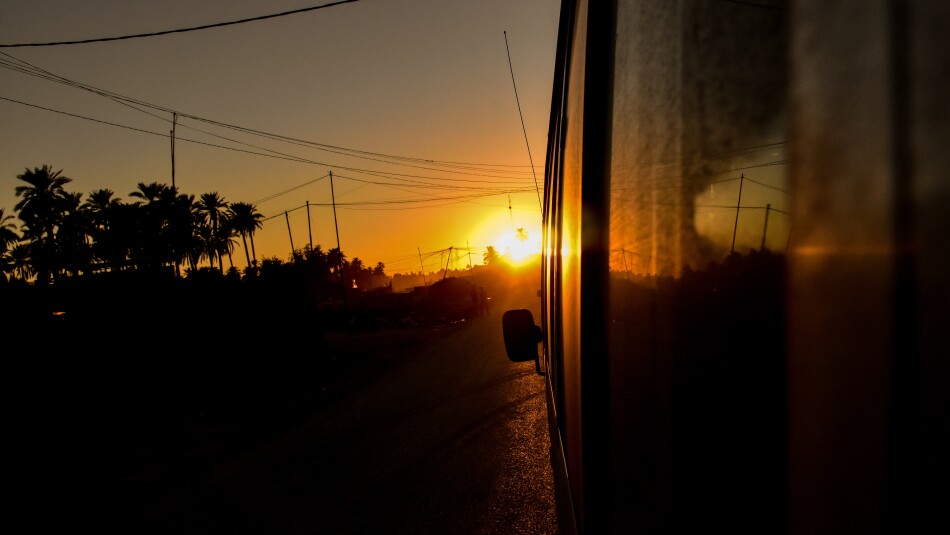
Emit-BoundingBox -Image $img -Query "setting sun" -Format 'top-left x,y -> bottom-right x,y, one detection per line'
495,227 -> 542,266
470,210 -> 542,267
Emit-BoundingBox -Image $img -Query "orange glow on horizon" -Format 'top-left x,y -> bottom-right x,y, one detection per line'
494,227 -> 542,266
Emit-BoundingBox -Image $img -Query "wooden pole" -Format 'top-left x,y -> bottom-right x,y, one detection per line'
418,247 -> 427,286
442,246 -> 453,281
284,211 -> 295,255
621,248 -> 630,281
329,171 -> 347,308
306,200 -> 313,253
467,240 -> 474,278
170,112 -> 177,190
761,203 -> 772,251
731,173 -> 745,254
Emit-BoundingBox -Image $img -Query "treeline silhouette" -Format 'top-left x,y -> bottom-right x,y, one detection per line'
2,163 -> 523,448
0,164 -> 393,286
2,165 -> 542,404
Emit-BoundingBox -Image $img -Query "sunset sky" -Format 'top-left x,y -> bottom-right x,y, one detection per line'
0,0 -> 559,274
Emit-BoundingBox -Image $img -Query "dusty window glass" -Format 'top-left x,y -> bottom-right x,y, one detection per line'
606,1 -> 789,531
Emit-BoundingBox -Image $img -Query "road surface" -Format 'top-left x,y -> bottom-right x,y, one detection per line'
51,286 -> 557,534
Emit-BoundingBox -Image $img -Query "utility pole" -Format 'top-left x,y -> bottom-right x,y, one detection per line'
731,173 -> 745,254
467,240 -> 474,278
442,246 -> 453,282
284,211 -> 295,255
169,113 -> 179,276
170,112 -> 177,190
418,247 -> 428,286
329,170 -> 347,309
621,248 -> 630,281
306,200 -> 313,253
761,203 -> 772,251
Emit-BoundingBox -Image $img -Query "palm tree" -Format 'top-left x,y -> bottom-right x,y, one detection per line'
0,209 -> 19,282
0,251 -> 11,283
327,247 -> 347,273
227,202 -> 264,269
193,222 -> 214,270
167,192 -> 199,276
56,191 -> 92,276
217,214 -> 238,270
0,208 -> 19,252
483,245 -> 501,267
9,243 -> 33,281
327,247 -> 348,297
129,181 -> 166,205
129,182 -> 176,271
83,189 -> 124,271
348,257 -> 365,289
196,192 -> 228,271
14,165 -> 72,283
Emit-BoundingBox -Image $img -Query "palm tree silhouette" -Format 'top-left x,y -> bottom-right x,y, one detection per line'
9,243 -> 32,281
0,208 -> 20,282
14,165 -> 72,283
196,192 -> 228,272
129,181 -> 165,205
227,202 -> 264,269
130,182 -> 185,272
83,189 -> 124,272
217,217 -> 238,270
0,208 -> 19,251
57,191 -> 92,276
168,192 -> 199,275
483,245 -> 501,267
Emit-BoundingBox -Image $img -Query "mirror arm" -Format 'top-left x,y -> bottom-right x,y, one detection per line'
534,325 -> 545,376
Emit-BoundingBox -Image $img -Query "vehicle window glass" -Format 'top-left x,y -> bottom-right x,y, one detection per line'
606,0 -> 789,531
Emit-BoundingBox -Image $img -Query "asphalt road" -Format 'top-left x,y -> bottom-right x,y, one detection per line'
45,287 -> 557,534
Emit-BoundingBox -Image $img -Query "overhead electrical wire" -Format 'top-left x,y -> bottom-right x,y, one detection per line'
0,96 -> 539,219
0,52 -> 540,177
332,172 -> 532,192
252,175 -> 328,205
0,48 -> 550,228
0,95 -> 538,188
0,95 -> 316,165
332,177 -> 527,210
261,189 -> 518,219
0,59 -> 534,179
741,176 -> 788,193
0,1 -> 360,48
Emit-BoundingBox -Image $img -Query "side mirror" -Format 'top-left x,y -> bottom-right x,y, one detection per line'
502,309 -> 545,376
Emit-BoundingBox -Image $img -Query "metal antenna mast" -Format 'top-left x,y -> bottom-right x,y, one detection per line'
505,31 -> 543,210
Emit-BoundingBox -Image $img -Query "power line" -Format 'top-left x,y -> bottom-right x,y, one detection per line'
0,52 -> 541,177
261,190 -> 518,219
333,172 -> 531,192
0,95 -> 317,164
0,1 -> 360,48
0,95 -> 539,188
253,175 -> 328,205
742,176 -> 788,193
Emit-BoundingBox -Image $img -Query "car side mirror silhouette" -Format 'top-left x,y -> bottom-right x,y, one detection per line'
502,309 -> 545,376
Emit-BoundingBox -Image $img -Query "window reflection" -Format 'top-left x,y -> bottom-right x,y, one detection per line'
606,0 -> 789,530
